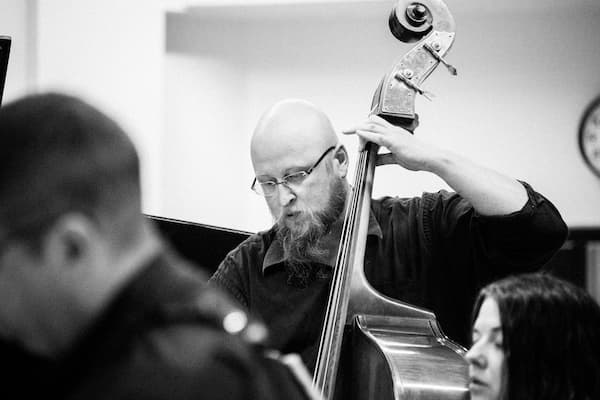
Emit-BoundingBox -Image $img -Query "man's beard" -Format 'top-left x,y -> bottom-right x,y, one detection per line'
275,176 -> 348,287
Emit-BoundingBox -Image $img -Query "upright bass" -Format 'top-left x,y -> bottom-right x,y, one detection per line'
312,1 -> 468,399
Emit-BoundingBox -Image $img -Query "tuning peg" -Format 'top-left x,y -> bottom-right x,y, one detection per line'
394,71 -> 435,101
423,43 -> 458,76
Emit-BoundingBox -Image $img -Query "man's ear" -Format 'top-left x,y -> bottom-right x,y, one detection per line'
333,145 -> 349,178
42,213 -> 98,270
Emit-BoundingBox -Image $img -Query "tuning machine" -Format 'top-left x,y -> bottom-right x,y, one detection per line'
394,70 -> 435,101
423,42 -> 458,76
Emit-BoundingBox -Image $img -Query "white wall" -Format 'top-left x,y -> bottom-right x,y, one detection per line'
3,0 -> 600,232
163,50 -> 249,228
1,0 -> 166,214
164,1 -> 600,232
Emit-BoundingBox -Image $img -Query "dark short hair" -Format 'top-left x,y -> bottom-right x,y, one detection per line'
472,273 -> 600,400
0,93 -> 141,245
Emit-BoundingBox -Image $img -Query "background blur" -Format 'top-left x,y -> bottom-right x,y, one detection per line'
2,0 -> 600,279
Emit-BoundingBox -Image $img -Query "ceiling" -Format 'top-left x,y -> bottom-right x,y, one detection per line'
165,0 -> 600,21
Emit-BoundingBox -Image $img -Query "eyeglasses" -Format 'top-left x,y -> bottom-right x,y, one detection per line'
251,146 -> 336,197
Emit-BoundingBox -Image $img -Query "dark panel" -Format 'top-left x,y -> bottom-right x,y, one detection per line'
542,240 -> 586,288
542,228 -> 600,289
147,215 -> 251,274
0,36 -> 11,106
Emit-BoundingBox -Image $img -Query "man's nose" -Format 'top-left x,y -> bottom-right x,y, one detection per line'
276,183 -> 296,207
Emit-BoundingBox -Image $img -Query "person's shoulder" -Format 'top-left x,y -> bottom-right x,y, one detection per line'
74,324 -> 265,400
222,227 -> 276,262
140,322 -> 256,369
372,193 -> 431,211
122,320 -> 310,400
146,326 -> 309,400
372,191 -> 465,220
208,230 -> 276,302
376,190 -> 461,205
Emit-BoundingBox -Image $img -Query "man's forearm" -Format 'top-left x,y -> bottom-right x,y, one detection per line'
343,115 -> 530,215
426,149 -> 528,216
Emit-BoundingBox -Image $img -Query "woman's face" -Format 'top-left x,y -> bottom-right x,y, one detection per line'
466,297 -> 506,400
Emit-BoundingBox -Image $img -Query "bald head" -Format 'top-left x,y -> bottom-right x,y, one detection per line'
251,99 -> 338,172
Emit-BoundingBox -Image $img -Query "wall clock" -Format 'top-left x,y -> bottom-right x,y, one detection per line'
579,96 -> 600,178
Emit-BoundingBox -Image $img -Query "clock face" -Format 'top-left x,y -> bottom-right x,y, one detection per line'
579,97 -> 600,178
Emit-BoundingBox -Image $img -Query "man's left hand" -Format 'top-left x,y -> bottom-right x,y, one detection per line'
342,115 -> 442,172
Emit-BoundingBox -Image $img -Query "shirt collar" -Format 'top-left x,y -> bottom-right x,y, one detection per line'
262,210 -> 383,274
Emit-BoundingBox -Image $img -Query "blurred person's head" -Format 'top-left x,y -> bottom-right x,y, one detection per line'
250,99 -> 350,285
466,273 -> 600,400
0,93 -> 157,357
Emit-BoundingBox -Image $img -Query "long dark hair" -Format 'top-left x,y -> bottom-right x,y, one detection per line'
471,273 -> 600,400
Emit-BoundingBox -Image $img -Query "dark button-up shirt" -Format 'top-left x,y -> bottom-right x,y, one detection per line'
1,249 -> 308,400
209,182 -> 567,371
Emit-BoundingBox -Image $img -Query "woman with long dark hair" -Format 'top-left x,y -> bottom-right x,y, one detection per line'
466,273 -> 600,400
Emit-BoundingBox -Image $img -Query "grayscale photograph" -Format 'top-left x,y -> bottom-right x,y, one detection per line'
1,0 -> 599,399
